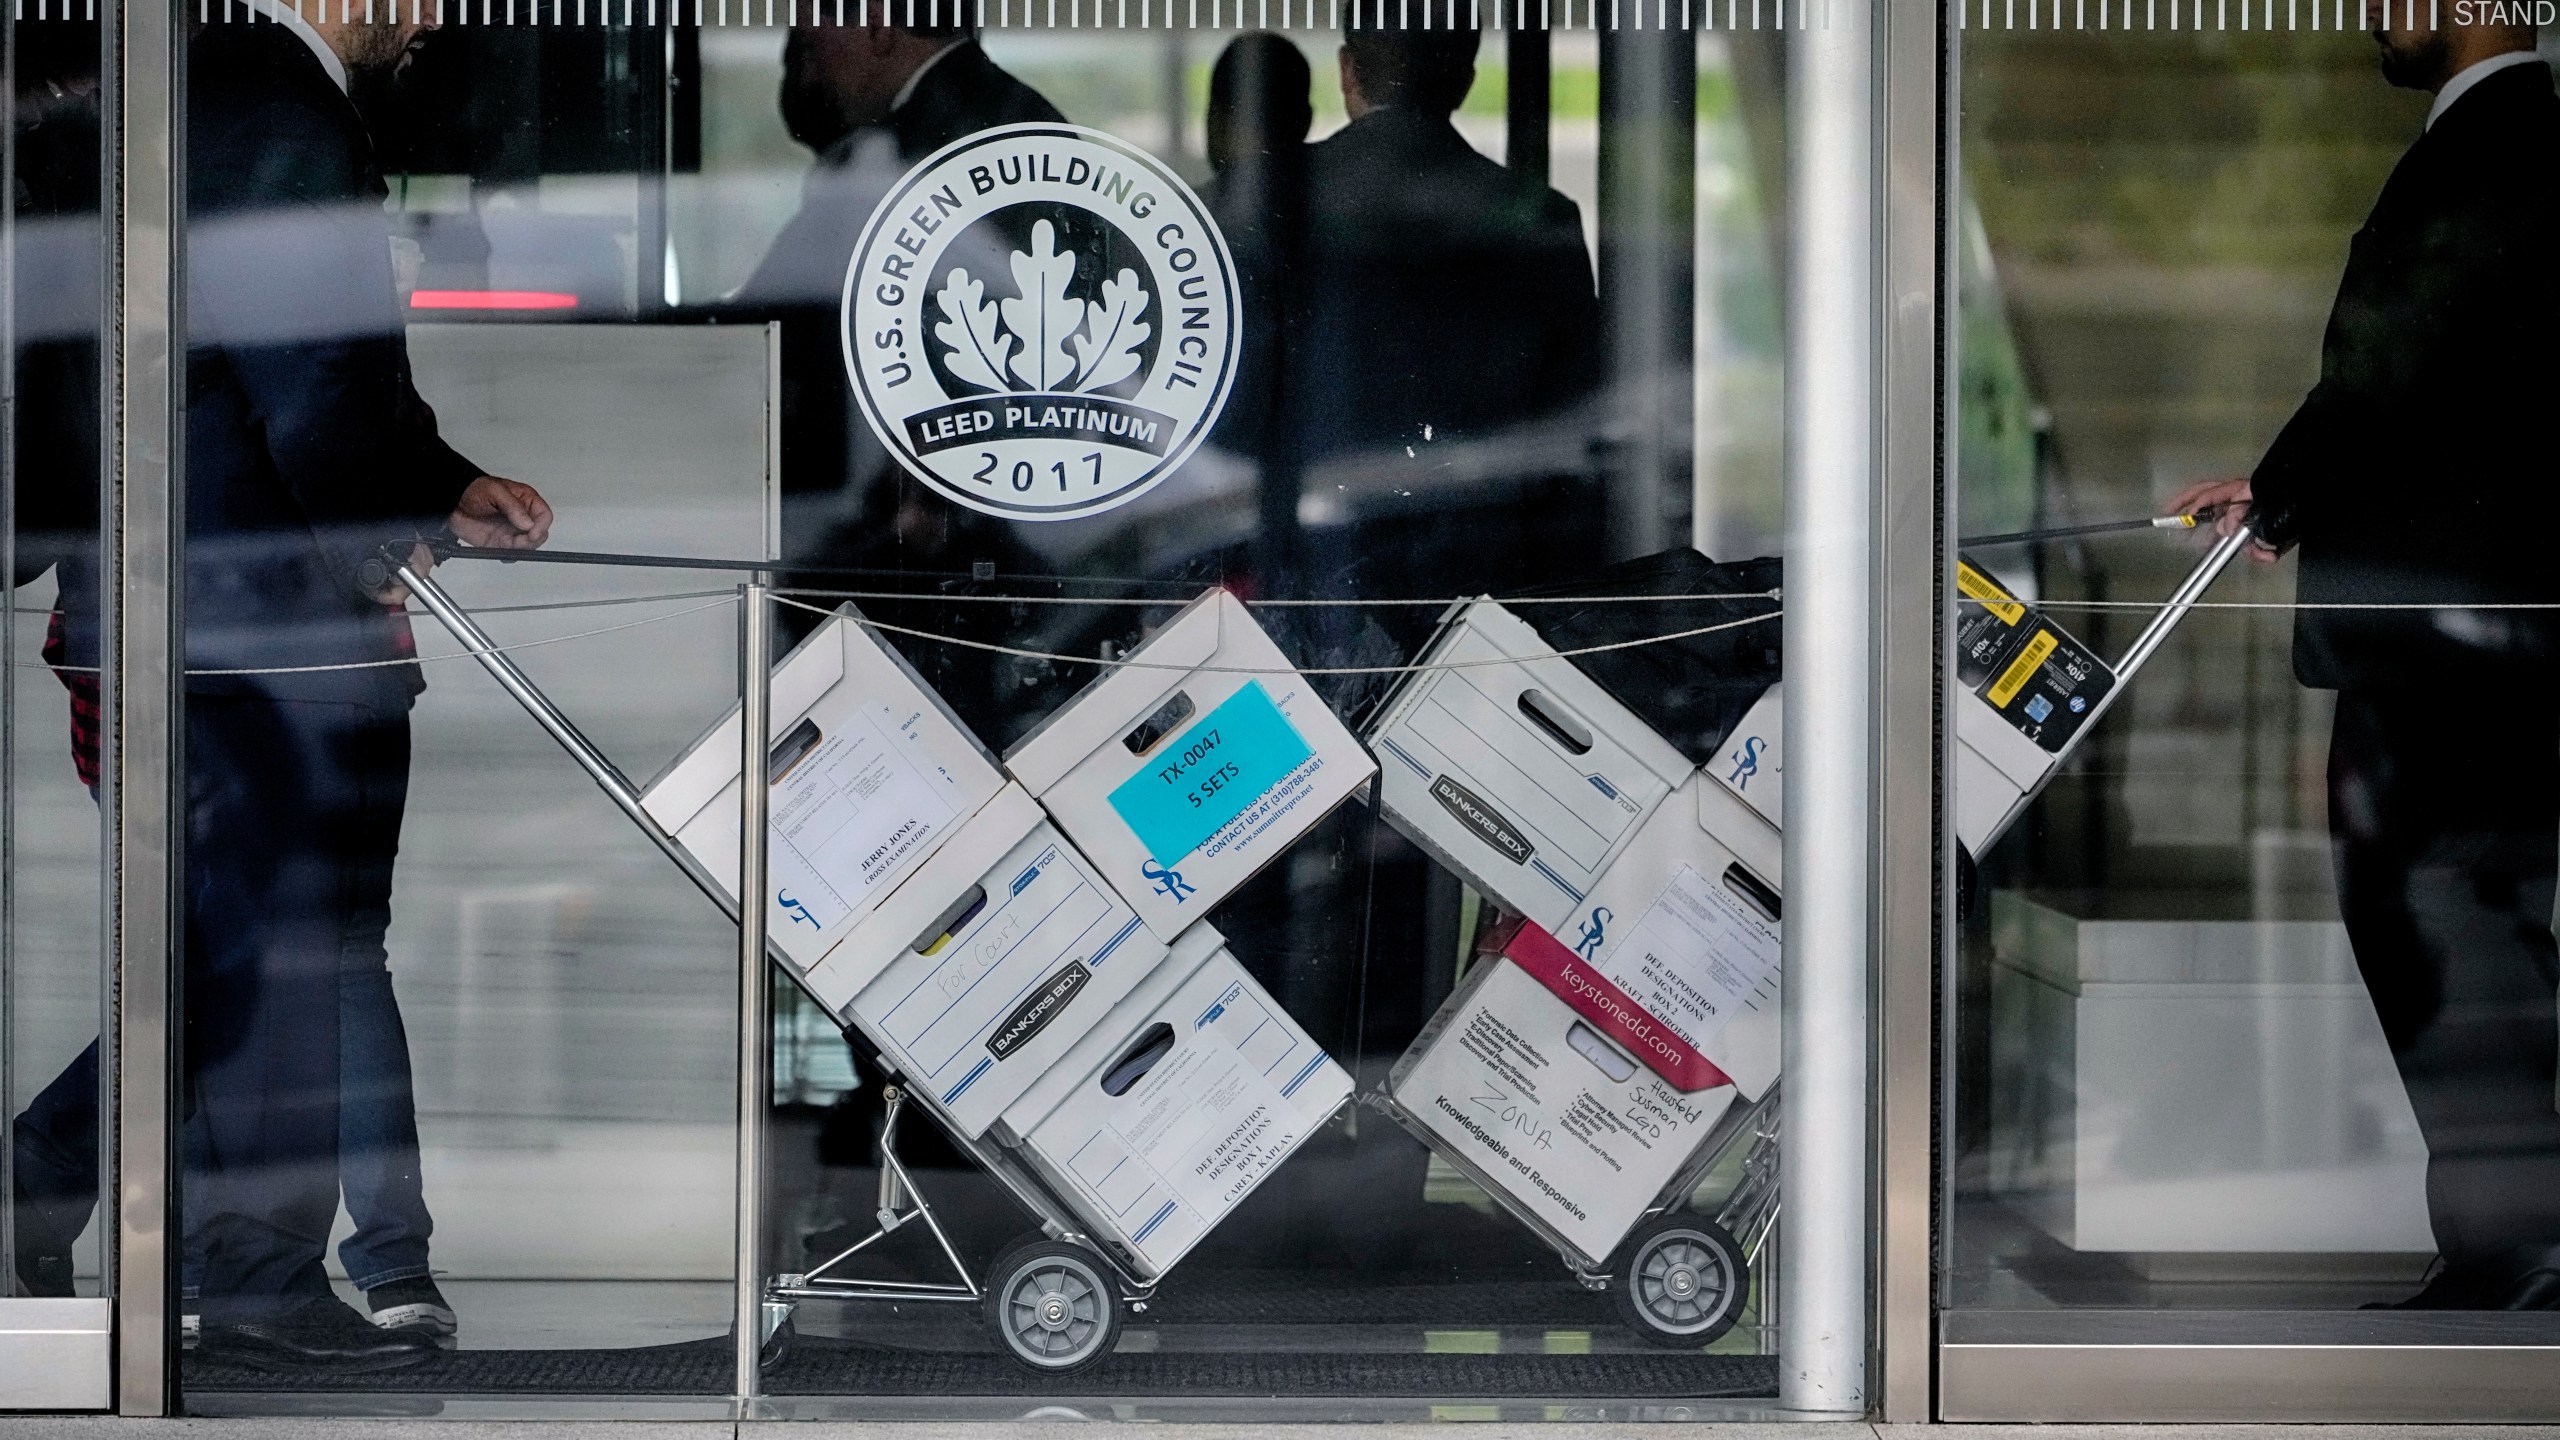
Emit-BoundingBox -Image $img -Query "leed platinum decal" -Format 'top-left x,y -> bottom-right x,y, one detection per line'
842,123 -> 1239,521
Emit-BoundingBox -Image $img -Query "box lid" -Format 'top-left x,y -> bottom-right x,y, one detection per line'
641,618 -> 849,834
1004,589 -> 1227,793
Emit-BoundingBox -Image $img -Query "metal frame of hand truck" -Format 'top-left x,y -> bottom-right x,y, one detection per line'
395,559 -> 1166,1372
1372,524 -> 2255,1341
396,523 -> 2248,1359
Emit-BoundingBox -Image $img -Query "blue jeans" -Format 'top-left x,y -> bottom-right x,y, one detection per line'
13,699 -> 432,1321
179,959 -> 436,1298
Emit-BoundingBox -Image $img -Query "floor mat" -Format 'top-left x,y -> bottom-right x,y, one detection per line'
1140,1270 -> 1620,1326
184,1335 -> 1780,1398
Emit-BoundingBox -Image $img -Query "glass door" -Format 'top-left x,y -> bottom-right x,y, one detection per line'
1941,0 -> 2560,1419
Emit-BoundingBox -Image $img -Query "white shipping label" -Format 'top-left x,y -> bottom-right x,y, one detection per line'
1598,865 -> 1780,1054
767,704 -> 964,935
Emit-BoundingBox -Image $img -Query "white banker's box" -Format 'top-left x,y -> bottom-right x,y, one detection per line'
814,784 -> 1166,1136
1388,772 -> 1780,1265
1004,590 -> 1375,940
1366,600 -> 1695,933
641,608 -> 1167,1136
1391,956 -> 1741,1265
1554,773 -> 1783,1100
639,607 -> 1006,984
996,924 -> 1351,1279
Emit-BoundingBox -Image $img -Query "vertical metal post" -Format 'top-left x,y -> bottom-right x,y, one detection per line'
1598,22 -> 1696,560
0,0 -> 22,1302
107,0 -> 182,1413
733,580 -> 772,1405
1874,0 -> 1944,1421
1780,0 -> 1874,1417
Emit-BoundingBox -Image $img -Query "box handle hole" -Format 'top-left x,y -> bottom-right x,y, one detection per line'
767,716 -> 823,783
1566,1021 -> 1638,1083
1122,692 -> 1197,757
1100,1022 -> 1178,1096
911,885 -> 988,956
1517,690 -> 1593,755
1722,863 -> 1781,923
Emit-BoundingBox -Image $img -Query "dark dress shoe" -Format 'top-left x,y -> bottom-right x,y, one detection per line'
2374,1245 -> 2560,1311
197,1296 -> 439,1372
2481,1243 -> 2560,1310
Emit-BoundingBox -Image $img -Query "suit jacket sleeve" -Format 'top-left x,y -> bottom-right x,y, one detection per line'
1539,194 -> 1604,407
191,97 -> 478,576
2252,163 -> 2549,549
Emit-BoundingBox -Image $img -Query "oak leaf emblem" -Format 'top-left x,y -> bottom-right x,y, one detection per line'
933,218 -> 1151,397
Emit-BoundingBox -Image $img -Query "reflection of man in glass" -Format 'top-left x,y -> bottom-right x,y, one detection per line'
1289,20 -> 1600,471
734,19 -> 1064,745
10,0 -> 553,1367
2171,7 -> 2560,1309
737,18 -> 1062,528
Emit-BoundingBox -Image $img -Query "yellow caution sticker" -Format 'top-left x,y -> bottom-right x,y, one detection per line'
1988,628 -> 2059,708
1957,561 -> 2025,625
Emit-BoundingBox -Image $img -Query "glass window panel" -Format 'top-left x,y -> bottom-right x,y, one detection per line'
1947,3 -> 2560,1336
5,7 -> 111,1314
151,0 -> 1823,1412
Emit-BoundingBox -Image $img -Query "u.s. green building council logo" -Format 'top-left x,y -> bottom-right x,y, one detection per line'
842,122 -> 1239,521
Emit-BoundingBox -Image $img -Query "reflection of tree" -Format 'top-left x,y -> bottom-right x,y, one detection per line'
1955,30 -> 2388,901
1967,30 -> 2419,269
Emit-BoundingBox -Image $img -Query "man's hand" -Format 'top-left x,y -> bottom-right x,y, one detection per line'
450,475 -> 554,551
2163,476 -> 2281,564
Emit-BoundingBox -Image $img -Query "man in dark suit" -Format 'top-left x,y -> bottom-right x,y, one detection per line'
1286,21 -> 1600,471
10,2 -> 552,1366
2171,10 -> 2560,1310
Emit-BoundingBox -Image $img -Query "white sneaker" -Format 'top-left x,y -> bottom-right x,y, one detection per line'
364,1278 -> 457,1341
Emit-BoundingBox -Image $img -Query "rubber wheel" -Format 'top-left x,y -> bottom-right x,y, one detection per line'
759,1315 -> 795,1371
986,1237 -> 1122,1374
1613,1213 -> 1750,1347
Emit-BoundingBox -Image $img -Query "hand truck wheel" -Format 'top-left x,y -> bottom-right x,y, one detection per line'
1612,1212 -> 1750,1348
759,1314 -> 795,1371
986,1236 -> 1123,1375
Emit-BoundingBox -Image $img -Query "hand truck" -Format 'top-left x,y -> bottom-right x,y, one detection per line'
1373,524 -> 2256,1348
398,561 -> 1169,1375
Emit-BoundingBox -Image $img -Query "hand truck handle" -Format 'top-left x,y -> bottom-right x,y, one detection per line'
2058,522 -> 2252,750
2108,520 -> 2254,685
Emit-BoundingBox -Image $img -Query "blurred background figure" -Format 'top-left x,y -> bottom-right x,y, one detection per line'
12,0 -> 555,1369
1204,32 -> 1313,474
1182,19 -> 1607,1271
734,17 -> 1062,554
727,17 -> 1065,752
2166,5 -> 2560,1312
1206,31 -> 1313,187
1292,18 -> 1599,475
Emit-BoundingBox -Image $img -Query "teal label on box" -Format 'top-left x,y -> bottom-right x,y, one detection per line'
1107,681 -> 1314,866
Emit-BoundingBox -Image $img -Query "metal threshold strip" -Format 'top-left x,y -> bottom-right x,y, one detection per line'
1941,1310 -> 2560,1422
